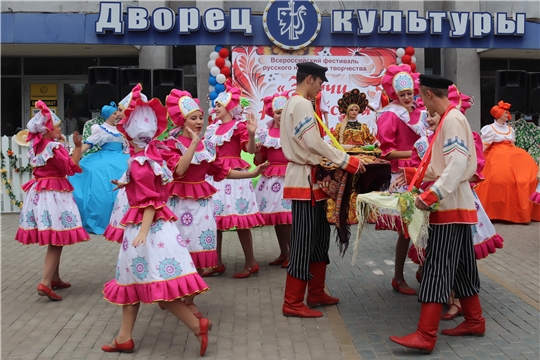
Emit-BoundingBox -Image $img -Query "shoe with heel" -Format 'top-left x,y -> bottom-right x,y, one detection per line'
37,284 -> 62,301
102,339 -> 135,353
51,279 -> 71,289
233,263 -> 259,279
196,318 -> 212,356
202,264 -> 226,277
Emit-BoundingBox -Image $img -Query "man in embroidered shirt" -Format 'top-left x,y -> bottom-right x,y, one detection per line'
280,62 -> 366,318
390,75 -> 485,353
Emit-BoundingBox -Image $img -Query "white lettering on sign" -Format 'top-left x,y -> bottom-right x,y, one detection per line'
471,12 -> 492,38
427,11 -> 447,34
379,10 -> 403,33
203,8 -> 226,32
230,8 -> 253,35
96,2 -> 124,34
356,9 -> 377,35
152,7 -> 175,31
178,7 -> 200,34
407,10 -> 427,34
127,7 -> 149,31
449,12 -> 469,38
331,10 -> 354,33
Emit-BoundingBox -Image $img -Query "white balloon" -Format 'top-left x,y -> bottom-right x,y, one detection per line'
411,56 -> 417,64
225,59 -> 231,68
210,66 -> 221,77
216,74 -> 226,84
210,51 -> 219,60
207,60 -> 215,69
396,57 -> 402,65
396,48 -> 405,57
209,85 -> 215,93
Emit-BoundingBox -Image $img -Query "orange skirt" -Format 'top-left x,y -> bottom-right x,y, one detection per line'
475,141 -> 540,223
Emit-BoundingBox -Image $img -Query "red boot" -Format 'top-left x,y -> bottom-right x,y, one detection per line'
441,294 -> 485,337
306,262 -> 339,307
390,302 -> 443,354
282,274 -> 323,318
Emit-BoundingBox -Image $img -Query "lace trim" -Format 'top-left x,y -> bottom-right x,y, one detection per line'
204,120 -> 242,147
172,138 -> 217,164
28,141 -> 69,168
99,124 -> 123,137
126,156 -> 173,185
256,128 -> 281,149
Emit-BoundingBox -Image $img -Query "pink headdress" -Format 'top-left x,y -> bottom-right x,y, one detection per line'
381,64 -> 419,101
118,83 -> 147,110
214,80 -> 243,118
27,100 -> 62,149
261,91 -> 290,120
166,89 -> 203,128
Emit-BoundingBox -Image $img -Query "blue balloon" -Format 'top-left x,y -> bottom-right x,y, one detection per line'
208,76 -> 217,86
209,91 -> 218,100
214,45 -> 223,51
215,84 -> 225,93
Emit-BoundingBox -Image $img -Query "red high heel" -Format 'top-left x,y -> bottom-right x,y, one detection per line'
441,303 -> 463,321
268,255 -> 286,266
187,303 -> 203,319
51,280 -> 71,289
202,264 -> 226,277
37,284 -> 62,301
233,263 -> 259,279
196,318 -> 212,356
391,278 -> 417,296
101,339 -> 135,353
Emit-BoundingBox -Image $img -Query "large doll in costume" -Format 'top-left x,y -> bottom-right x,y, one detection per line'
327,89 -> 378,225
15,101 -> 90,302
253,92 -> 293,268
202,82 -> 265,279
101,95 -> 212,356
376,64 -> 428,296
69,101 -> 129,234
163,90 -> 267,316
475,101 -> 540,223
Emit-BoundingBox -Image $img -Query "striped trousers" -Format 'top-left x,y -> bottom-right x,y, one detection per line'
288,200 -> 331,281
418,224 -> 481,303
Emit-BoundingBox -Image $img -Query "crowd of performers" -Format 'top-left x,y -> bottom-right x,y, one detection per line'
13,59 -> 540,355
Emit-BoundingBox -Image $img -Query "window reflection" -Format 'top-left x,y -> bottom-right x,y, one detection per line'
64,83 -> 91,135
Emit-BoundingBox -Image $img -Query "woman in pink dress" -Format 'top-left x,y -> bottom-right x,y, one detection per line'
202,82 -> 265,278
253,92 -> 292,268
376,64 -> 427,296
101,96 -> 212,356
15,100 -> 90,301
163,90 -> 267,315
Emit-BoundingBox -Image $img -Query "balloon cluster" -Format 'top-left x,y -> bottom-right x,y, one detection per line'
396,46 -> 417,72
208,45 -> 232,112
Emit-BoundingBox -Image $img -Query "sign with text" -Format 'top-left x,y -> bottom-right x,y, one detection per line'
30,84 -> 58,115
231,46 -> 396,130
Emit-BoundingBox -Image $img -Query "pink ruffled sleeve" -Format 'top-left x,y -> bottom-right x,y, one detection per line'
51,146 -> 82,176
236,122 -> 250,152
129,162 -> 163,208
207,157 -> 231,183
377,112 -> 399,157
161,143 -> 181,174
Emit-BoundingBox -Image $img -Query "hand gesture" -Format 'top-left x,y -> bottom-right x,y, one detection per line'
253,162 -> 270,176
246,113 -> 258,135
184,127 -> 201,144
355,162 -> 366,174
111,179 -> 127,191
72,131 -> 83,148
131,231 -> 147,248
389,171 -> 407,192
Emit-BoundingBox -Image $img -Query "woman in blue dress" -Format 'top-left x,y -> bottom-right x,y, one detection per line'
70,102 -> 129,234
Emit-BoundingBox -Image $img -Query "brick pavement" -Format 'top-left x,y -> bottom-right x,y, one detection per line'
2,213 -> 539,360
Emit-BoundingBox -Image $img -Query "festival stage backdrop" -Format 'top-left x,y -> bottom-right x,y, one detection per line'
231,46 -> 396,130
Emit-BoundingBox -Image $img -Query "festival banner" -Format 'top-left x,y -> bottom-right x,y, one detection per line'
231,46 -> 396,131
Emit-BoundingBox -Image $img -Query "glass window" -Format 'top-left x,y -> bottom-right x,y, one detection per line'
1,78 -> 22,135
480,78 -> 496,127
64,83 -> 92,135
1,57 -> 21,75
24,57 -> 97,75
509,59 -> 540,73
100,57 -> 139,67
173,46 -> 196,67
480,59 -> 508,77
424,48 -> 441,75
183,76 -> 198,98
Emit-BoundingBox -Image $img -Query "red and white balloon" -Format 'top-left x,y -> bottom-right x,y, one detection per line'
395,46 -> 417,73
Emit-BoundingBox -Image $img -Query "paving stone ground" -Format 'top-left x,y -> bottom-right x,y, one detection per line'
1,213 -> 539,360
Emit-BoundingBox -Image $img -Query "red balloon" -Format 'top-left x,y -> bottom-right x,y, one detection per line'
215,57 -> 225,68
220,66 -> 231,77
218,48 -> 230,58
410,63 -> 417,73
401,55 -> 412,64
405,46 -> 415,56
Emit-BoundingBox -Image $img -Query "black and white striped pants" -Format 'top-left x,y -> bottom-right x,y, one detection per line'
288,200 -> 331,281
418,224 -> 481,303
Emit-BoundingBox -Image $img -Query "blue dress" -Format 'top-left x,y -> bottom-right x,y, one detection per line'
70,123 -> 129,234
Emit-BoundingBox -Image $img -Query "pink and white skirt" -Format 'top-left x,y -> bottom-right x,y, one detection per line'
254,175 -> 292,226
